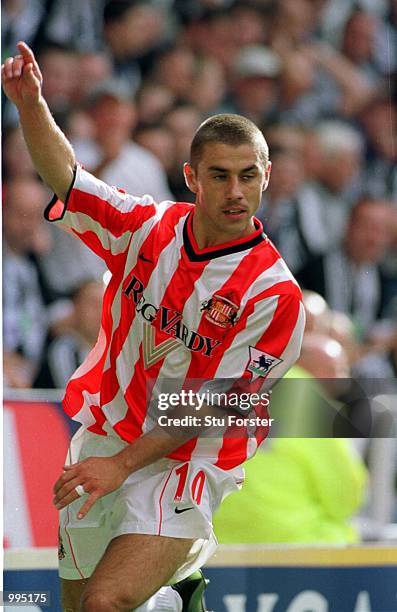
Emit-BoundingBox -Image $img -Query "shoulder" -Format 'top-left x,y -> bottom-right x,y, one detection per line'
252,238 -> 303,300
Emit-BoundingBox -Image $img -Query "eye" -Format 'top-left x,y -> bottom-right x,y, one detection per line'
213,175 -> 227,181
242,174 -> 255,181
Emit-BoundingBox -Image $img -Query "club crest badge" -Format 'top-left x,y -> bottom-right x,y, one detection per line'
246,346 -> 282,380
201,293 -> 239,329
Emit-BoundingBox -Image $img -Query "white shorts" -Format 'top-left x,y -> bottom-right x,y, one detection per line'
58,427 -> 243,583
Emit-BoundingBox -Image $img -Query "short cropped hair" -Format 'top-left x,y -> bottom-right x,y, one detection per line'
190,114 -> 269,169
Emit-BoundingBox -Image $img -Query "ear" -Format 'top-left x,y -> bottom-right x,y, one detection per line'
183,162 -> 198,194
262,161 -> 272,192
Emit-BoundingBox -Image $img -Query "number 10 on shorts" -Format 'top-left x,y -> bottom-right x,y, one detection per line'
174,463 -> 206,505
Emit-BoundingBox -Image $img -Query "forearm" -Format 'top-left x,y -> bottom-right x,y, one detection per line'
114,398 -> 248,477
317,45 -> 373,107
115,425 -> 188,477
18,97 -> 75,201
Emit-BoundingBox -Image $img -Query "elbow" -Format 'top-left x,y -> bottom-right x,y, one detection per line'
53,163 -> 76,204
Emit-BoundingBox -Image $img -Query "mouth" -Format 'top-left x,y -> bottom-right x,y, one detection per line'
222,208 -> 248,219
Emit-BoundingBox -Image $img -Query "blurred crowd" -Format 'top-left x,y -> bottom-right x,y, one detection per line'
2,0 -> 397,397
2,0 -> 397,548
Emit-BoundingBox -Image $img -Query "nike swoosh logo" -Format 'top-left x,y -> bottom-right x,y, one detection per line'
138,253 -> 152,263
174,506 -> 194,514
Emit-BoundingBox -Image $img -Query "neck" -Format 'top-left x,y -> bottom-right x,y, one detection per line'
192,212 -> 256,249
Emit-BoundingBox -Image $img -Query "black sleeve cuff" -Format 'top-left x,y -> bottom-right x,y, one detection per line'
44,164 -> 77,222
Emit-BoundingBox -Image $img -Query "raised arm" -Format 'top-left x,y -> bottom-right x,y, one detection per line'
1,42 -> 75,201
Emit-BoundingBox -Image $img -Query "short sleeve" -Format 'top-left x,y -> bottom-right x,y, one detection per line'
44,165 -> 159,270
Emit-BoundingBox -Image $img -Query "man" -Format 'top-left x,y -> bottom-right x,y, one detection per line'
225,45 -> 282,125
2,42 -> 304,611
3,177 -> 50,388
296,197 -> 394,338
213,334 -> 367,545
294,120 -> 365,259
72,77 -> 174,203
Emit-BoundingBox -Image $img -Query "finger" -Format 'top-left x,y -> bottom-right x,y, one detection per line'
53,477 -> 82,505
16,41 -> 36,64
77,493 -> 100,520
3,57 -> 15,80
12,56 -> 24,78
53,487 -> 81,510
17,41 -> 42,82
53,466 -> 79,494
22,63 -> 40,89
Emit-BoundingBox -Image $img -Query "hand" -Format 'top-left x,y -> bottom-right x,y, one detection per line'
53,454 -> 129,519
1,41 -> 43,107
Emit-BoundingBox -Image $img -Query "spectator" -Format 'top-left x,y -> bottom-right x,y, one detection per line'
277,40 -> 374,124
341,9 -> 396,83
229,1 -> 270,47
223,45 -> 282,125
35,279 -> 104,389
180,7 -> 237,69
3,123 -> 106,316
2,126 -> 37,180
296,121 -> 365,255
2,0 -> 48,127
151,45 -> 197,100
36,43 -> 79,123
135,81 -> 175,127
328,310 -> 360,368
360,95 -> 397,201
354,328 -> 397,380
257,148 -> 309,273
269,0 -> 322,50
2,0 -> 45,57
103,0 -> 168,94
73,50 -> 112,105
163,103 -> 203,200
3,178 -> 50,387
1,0 -> 396,400
297,198 -> 395,337
213,334 -> 367,544
72,78 -> 173,201
187,56 -> 227,114
134,124 -> 176,176
32,0 -> 106,53
302,289 -> 331,335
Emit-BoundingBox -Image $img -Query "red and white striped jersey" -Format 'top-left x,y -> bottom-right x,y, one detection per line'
45,166 -> 305,469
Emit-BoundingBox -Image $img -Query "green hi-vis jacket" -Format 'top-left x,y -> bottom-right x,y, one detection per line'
213,367 -> 368,544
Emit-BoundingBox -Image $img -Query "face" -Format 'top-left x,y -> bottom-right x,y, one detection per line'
184,142 -> 271,246
343,13 -> 376,63
40,50 -> 78,105
347,202 -> 392,264
235,77 -> 277,115
92,96 -> 136,140
321,149 -> 361,193
267,152 -> 304,199
4,180 -> 47,253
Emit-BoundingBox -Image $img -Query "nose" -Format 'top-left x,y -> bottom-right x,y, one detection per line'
225,176 -> 244,200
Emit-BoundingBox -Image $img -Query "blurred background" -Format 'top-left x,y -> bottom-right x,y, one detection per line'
2,0 -> 397,610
